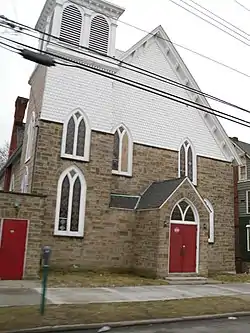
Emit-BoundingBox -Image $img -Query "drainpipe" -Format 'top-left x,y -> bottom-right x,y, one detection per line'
233,165 -> 242,273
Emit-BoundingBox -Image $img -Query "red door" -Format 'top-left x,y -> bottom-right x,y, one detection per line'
169,223 -> 197,273
0,219 -> 28,280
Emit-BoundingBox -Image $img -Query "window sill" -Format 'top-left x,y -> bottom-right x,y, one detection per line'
53,231 -> 84,238
112,170 -> 132,178
61,154 -> 90,162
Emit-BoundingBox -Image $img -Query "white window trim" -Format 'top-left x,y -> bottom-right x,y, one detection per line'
178,138 -> 197,186
25,112 -> 35,163
238,161 -> 247,181
9,174 -> 15,192
246,190 -> 250,214
61,108 -> 91,162
54,166 -> 86,237
247,225 -> 250,252
112,124 -> 133,177
204,198 -> 214,244
21,166 -> 29,193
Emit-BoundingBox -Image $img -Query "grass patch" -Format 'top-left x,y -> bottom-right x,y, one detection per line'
1,296 -> 250,332
209,273 -> 250,283
44,270 -> 169,287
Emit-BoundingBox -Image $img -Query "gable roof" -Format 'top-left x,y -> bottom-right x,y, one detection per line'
230,137 -> 250,158
136,178 -> 184,210
120,25 -> 241,166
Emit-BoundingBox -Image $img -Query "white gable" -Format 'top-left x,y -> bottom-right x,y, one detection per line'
39,26 -> 239,163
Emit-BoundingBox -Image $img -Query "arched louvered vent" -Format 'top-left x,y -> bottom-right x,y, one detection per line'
59,5 -> 82,45
89,15 -> 109,54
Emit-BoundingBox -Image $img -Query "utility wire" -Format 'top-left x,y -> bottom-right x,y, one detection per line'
1,14 -> 250,80
235,0 -> 250,11
1,34 -> 250,129
0,39 -> 20,53
169,0 -> 250,47
1,20 -> 250,117
188,0 -> 250,37
179,0 -> 250,41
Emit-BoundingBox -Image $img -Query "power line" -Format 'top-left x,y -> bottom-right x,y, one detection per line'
188,0 -> 250,37
169,0 -> 250,47
1,34 -> 250,129
1,19 -> 250,117
180,0 -> 250,41
235,0 -> 250,11
1,14 -> 250,80
0,39 -> 19,53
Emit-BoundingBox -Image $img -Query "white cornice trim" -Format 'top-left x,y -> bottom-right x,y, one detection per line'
35,0 -> 125,31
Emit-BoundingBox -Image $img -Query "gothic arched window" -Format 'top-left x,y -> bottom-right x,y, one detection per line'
54,166 -> 86,237
178,139 -> 197,184
112,125 -> 133,176
61,109 -> 91,162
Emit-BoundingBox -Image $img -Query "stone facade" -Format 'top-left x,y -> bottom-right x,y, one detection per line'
16,119 -> 234,275
0,191 -> 45,278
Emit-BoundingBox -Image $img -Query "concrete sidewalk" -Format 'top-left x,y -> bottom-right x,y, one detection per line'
1,282 -> 250,307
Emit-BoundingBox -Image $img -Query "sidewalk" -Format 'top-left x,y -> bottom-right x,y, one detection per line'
1,282 -> 250,307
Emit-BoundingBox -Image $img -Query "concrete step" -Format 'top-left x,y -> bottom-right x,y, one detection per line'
165,276 -> 208,285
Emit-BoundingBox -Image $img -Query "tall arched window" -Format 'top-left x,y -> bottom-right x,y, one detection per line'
178,139 -> 197,185
21,166 -> 29,193
9,173 -> 15,192
112,125 -> 133,176
61,109 -> 91,161
25,112 -> 35,163
204,198 -> 214,243
59,5 -> 83,45
89,15 -> 110,54
54,166 -> 86,237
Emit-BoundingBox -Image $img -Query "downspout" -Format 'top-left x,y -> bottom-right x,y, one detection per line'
233,164 -> 242,273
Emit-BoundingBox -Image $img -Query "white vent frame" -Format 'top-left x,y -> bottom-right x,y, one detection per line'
59,4 -> 83,46
88,14 -> 110,55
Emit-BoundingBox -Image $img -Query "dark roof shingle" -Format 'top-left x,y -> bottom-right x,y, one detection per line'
136,178 -> 184,210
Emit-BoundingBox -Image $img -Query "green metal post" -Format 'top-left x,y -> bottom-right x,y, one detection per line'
40,264 -> 49,315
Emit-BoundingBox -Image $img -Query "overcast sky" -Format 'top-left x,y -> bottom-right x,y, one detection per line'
1,0 -> 250,146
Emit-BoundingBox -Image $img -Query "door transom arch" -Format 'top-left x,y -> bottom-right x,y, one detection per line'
169,199 -> 199,274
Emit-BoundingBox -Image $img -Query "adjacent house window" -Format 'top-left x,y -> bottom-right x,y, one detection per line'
239,158 -> 247,181
25,112 -> 35,163
178,139 -> 197,185
89,15 -> 110,54
61,109 -> 91,161
246,190 -> 250,214
21,166 -> 29,193
247,225 -> 250,252
59,5 -> 83,45
204,198 -> 214,243
112,125 -> 133,176
9,174 -> 15,192
54,166 -> 86,237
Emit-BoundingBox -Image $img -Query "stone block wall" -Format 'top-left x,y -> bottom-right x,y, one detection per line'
0,191 -> 45,278
29,119 -> 235,275
197,156 -> 235,272
133,209 -> 160,277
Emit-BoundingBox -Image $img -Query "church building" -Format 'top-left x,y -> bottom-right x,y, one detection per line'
0,0 -> 240,279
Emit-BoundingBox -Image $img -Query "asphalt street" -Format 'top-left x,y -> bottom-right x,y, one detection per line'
70,317 -> 250,333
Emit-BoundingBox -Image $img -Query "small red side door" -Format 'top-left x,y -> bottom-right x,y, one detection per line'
0,219 -> 28,280
169,223 -> 197,273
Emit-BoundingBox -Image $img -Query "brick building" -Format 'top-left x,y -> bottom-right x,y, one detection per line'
0,0 -> 241,279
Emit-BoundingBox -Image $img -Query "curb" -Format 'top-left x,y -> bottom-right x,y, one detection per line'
7,311 -> 250,333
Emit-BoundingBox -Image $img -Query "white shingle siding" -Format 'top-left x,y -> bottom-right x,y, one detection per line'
41,40 -> 227,161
